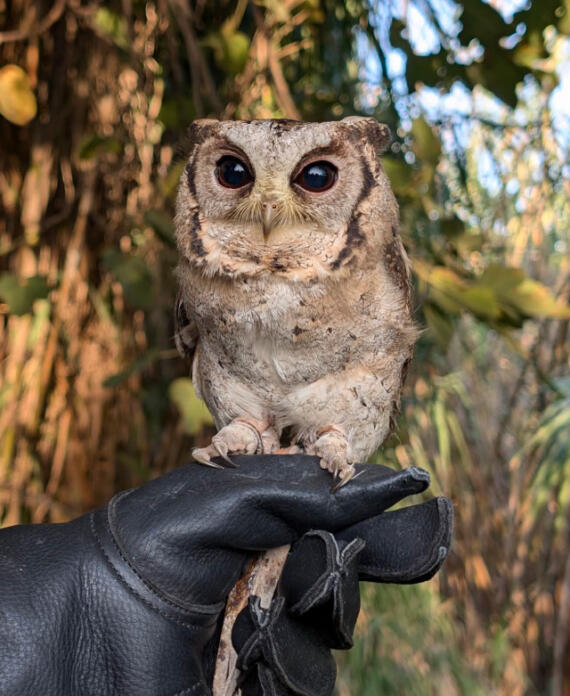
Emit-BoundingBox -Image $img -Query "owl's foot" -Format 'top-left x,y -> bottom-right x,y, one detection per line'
192,418 -> 279,468
304,426 -> 358,492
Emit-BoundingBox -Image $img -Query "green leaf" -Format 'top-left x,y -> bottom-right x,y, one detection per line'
204,28 -> 250,76
102,250 -> 153,309
0,274 -> 49,315
103,349 -> 161,388
93,8 -> 129,49
221,30 -> 250,75
477,264 -> 525,293
78,134 -> 123,160
415,263 -> 465,314
508,279 -> 570,319
411,117 -> 441,164
158,97 -> 195,130
382,158 -> 414,197
424,304 -> 455,350
169,378 -> 213,434
460,286 -> 502,319
144,210 -> 176,247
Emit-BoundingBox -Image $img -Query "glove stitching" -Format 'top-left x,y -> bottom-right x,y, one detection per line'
338,537 -> 366,568
106,495 -> 224,616
334,537 -> 364,647
293,572 -> 335,615
264,629 -> 314,696
266,628 -> 333,696
89,512 -> 221,632
288,531 -> 336,614
331,572 -> 351,647
289,534 -> 364,616
251,596 -> 327,696
238,597 -> 284,671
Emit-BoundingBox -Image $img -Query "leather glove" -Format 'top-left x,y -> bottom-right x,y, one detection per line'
0,454 -> 440,696
232,497 -> 452,696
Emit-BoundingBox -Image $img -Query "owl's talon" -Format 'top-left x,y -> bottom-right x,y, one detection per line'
192,418 -> 279,470
330,464 -> 360,493
192,447 -> 225,469
212,441 -> 238,468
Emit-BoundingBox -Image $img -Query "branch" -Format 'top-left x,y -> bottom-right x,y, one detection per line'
168,0 -> 222,115
0,0 -> 66,45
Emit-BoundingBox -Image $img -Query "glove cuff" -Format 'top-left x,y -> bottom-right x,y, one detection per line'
91,502 -> 223,631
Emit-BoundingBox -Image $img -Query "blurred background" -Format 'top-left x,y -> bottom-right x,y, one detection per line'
0,0 -> 569,693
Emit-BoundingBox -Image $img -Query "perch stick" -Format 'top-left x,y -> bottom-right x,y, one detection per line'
213,544 -> 291,696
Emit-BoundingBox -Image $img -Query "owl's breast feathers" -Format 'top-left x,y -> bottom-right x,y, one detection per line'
177,261 -> 415,392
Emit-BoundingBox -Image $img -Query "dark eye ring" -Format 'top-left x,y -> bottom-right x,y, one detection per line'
294,161 -> 337,193
215,155 -> 253,189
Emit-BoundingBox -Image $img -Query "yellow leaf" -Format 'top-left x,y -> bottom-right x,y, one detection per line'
169,378 -> 213,435
510,279 -> 570,319
0,65 -> 37,126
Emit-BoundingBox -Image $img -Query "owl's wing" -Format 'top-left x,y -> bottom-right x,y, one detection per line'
174,289 -> 198,361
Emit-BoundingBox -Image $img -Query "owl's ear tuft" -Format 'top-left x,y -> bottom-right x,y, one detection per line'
187,119 -> 220,148
341,117 -> 391,154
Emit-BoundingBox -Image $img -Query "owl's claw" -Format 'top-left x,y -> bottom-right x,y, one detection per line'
331,465 -> 363,493
212,441 -> 238,468
303,425 -> 359,493
192,418 -> 279,470
192,446 -> 225,469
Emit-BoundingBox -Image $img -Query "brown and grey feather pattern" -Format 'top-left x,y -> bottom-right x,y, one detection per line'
174,117 -> 417,486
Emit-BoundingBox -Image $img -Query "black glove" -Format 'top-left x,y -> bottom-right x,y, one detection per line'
0,454 -> 441,695
231,497 -> 452,696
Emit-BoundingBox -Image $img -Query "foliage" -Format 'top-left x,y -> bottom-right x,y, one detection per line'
0,0 -> 568,693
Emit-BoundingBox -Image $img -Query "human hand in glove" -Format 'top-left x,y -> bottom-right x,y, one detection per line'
0,454 -> 451,696
233,495 -> 452,696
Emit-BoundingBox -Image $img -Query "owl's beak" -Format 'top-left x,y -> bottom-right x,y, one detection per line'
262,202 -> 277,239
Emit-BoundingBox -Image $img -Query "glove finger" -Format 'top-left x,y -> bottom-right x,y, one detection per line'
190,455 -> 431,548
115,456 -> 429,550
233,596 -> 336,696
337,497 -> 453,583
110,456 -> 431,606
239,664 -> 296,696
279,531 -> 364,649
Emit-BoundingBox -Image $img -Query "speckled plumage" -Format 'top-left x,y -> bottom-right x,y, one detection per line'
174,117 -> 417,484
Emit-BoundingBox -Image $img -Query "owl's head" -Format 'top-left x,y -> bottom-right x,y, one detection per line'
175,117 -> 398,281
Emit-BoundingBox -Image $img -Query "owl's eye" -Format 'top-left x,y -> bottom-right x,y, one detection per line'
295,161 -> 337,192
216,156 -> 253,189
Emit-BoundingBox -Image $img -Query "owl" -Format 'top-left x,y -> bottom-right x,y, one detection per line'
174,117 -> 417,489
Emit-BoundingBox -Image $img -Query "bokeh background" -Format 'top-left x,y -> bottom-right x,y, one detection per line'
1,0 -> 569,693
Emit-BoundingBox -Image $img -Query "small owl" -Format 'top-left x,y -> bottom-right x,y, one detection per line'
174,117 -> 417,489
